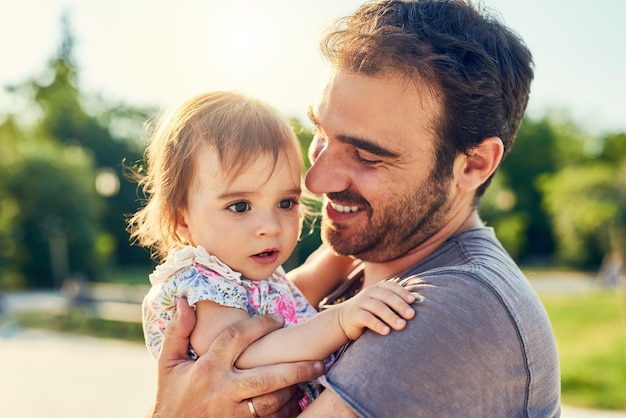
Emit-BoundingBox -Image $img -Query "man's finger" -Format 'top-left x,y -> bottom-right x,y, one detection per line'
158,298 -> 196,366
246,386 -> 297,417
234,360 -> 324,402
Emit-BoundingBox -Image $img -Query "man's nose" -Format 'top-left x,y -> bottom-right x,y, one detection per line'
305,143 -> 350,195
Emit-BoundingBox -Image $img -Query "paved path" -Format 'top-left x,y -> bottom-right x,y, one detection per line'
1,329 -> 156,418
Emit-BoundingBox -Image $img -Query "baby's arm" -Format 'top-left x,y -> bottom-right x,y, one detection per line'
288,245 -> 359,306
190,300 -> 252,357
235,281 -> 417,369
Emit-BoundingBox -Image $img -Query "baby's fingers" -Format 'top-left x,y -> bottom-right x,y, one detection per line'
358,297 -> 411,333
371,282 -> 419,320
355,300 -> 405,335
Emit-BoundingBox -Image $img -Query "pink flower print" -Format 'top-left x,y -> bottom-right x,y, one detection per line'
275,294 -> 298,325
249,284 -> 262,311
299,393 -> 312,410
196,265 -> 219,278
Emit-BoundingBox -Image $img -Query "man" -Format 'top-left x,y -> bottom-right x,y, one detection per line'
150,0 -> 561,416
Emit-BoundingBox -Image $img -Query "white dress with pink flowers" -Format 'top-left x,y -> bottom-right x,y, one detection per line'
141,245 -> 323,408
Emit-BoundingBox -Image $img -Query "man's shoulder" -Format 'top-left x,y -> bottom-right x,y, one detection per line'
398,226 -> 517,280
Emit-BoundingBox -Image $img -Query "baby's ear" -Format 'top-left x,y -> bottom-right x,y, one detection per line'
176,210 -> 192,243
455,136 -> 504,192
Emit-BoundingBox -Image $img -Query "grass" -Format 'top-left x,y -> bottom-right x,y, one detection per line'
16,311 -> 144,342
101,265 -> 153,285
540,289 -> 626,410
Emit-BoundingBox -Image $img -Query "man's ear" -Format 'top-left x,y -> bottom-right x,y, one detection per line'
455,136 -> 504,192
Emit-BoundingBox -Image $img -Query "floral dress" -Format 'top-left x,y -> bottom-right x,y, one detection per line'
142,245 -> 324,408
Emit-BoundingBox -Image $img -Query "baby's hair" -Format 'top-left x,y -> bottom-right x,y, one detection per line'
128,91 -> 305,261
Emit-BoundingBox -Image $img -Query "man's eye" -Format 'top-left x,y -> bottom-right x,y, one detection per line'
278,198 -> 298,210
354,149 -> 383,166
227,202 -> 250,213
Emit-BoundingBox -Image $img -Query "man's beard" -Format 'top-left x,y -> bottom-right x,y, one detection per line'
321,172 -> 452,263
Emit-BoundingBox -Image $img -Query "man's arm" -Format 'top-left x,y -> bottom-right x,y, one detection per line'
150,298 -> 325,418
288,245 -> 358,306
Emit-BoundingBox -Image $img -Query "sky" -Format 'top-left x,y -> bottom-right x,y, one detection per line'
1,0 -> 625,135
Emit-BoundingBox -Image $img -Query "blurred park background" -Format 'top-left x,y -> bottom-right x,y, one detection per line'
1,0 -> 625,414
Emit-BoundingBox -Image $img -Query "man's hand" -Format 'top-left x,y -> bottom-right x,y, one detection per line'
150,298 -> 325,418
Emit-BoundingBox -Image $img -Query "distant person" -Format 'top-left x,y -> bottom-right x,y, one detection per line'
147,1 -> 561,416
127,91 -> 417,410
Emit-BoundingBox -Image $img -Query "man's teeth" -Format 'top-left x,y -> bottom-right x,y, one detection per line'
331,202 -> 360,213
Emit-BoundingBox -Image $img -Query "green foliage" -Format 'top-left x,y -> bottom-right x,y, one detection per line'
480,172 -> 527,258
482,116 -> 560,261
482,114 -> 626,270
0,137 -> 106,288
535,123 -> 626,269
538,163 -> 625,267
600,132 -> 626,165
541,290 -> 626,410
290,117 -> 314,170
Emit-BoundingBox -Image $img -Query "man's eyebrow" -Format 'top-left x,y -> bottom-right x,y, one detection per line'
339,135 -> 400,159
308,105 -> 399,159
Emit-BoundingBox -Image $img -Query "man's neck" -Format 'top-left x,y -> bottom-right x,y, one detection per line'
361,210 -> 483,288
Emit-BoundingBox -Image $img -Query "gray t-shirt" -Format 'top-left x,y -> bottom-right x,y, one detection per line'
319,227 -> 561,417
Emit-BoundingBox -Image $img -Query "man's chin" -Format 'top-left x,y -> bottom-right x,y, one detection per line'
323,231 -> 364,258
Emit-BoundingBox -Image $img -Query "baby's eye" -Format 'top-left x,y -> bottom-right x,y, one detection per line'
227,201 -> 251,213
278,198 -> 298,210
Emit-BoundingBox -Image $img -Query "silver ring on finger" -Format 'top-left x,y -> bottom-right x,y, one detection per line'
247,398 -> 259,418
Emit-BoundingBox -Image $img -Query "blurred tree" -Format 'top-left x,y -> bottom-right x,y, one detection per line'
537,161 -> 625,268
0,14 -> 154,288
599,132 -> 626,165
2,139 -> 105,288
0,116 -> 28,289
479,171 -> 527,259
27,17 -> 152,267
539,129 -> 626,269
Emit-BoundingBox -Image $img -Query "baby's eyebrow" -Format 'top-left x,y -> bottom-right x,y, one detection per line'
217,190 -> 254,200
218,186 -> 302,200
285,186 -> 303,196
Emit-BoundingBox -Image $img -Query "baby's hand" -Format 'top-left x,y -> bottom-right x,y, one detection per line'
338,281 -> 419,340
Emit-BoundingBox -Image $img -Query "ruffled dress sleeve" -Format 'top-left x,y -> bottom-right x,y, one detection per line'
142,245 -> 249,359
